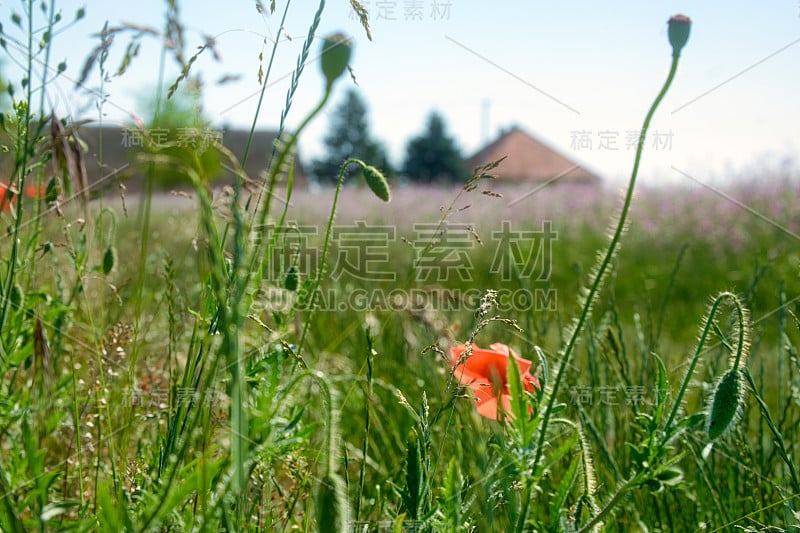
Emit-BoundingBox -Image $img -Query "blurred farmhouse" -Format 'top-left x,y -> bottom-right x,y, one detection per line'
467,125 -> 600,185
77,125 -> 305,194
4,123 -> 599,195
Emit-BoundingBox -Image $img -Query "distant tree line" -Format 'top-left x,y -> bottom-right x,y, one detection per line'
311,88 -> 466,185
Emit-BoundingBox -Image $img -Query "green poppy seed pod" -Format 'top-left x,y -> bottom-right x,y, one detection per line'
102,246 -> 117,275
316,473 -> 350,533
320,33 -> 352,89
706,368 -> 744,440
668,14 -> 691,57
9,283 -> 24,311
284,265 -> 299,292
362,165 -> 391,202
45,177 -> 58,203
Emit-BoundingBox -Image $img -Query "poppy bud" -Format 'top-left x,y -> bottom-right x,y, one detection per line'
9,283 -> 24,311
320,33 -> 352,89
706,368 -> 744,440
362,165 -> 391,202
102,246 -> 117,275
316,473 -> 350,533
284,265 -> 299,291
668,14 -> 691,57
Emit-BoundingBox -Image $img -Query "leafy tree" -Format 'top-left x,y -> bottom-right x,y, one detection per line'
135,79 -> 222,189
402,111 -> 465,183
312,88 -> 392,184
0,60 -> 10,111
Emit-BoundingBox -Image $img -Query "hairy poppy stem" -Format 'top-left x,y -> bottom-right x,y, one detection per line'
576,477 -> 637,533
662,291 -> 748,437
525,34 -> 686,531
297,157 -> 362,353
534,49 -> 681,471
245,88 -> 331,296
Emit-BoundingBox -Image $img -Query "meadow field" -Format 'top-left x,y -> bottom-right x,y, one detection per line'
2,3 -> 800,532
2,174 -> 799,531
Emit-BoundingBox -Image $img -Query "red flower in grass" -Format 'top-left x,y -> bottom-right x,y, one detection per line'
0,182 -> 45,211
0,183 -> 16,212
25,184 -> 47,200
451,342 -> 540,420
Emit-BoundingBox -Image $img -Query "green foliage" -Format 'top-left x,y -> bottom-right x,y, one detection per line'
135,81 -> 223,189
402,111 -> 466,183
0,59 -> 10,111
3,4 -> 800,532
400,394 -> 434,525
437,458 -> 472,531
317,473 -> 350,533
311,88 -> 392,184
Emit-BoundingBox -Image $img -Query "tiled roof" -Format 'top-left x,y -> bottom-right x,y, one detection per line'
466,126 -> 600,184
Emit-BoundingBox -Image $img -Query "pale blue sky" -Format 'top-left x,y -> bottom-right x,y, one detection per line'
2,1 -> 798,183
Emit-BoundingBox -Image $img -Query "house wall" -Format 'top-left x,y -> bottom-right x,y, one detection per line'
74,126 -> 306,194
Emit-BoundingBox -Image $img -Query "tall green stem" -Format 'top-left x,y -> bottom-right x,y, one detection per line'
526,53 -> 683,524
242,0 -> 294,170
245,0 -> 326,233
534,53 -> 681,471
577,477 -> 637,533
297,158 -> 363,353
131,40 -> 168,354
243,89 -> 331,297
38,0 -> 57,117
0,0 -> 36,358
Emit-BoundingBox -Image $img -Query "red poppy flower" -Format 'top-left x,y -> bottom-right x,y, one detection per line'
25,183 -> 47,200
0,183 -> 16,212
451,342 -> 540,420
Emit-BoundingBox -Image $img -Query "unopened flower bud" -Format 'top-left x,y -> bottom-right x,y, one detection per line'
707,368 -> 744,441
316,473 -> 350,533
102,246 -> 117,275
362,165 -> 391,202
284,265 -> 299,292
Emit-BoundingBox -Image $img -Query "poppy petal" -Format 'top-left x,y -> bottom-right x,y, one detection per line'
451,342 -> 540,420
